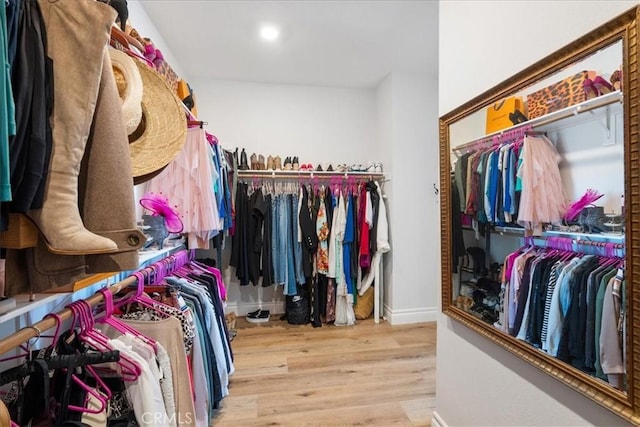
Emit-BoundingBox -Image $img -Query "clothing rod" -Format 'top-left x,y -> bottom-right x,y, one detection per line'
524,235 -> 625,251
236,171 -> 385,180
187,120 -> 207,128
0,249 -> 192,355
453,125 -> 533,154
0,275 -> 138,356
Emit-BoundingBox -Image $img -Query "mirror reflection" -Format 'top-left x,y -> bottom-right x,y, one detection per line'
448,41 -> 626,392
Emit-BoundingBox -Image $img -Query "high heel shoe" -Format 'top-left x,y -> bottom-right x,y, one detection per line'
508,109 -> 528,125
258,154 -> 266,170
292,156 -> 299,171
592,76 -> 613,95
583,78 -> 598,100
266,155 -> 274,170
274,156 -> 282,170
239,148 -> 250,170
610,70 -> 621,91
250,153 -> 258,170
283,157 -> 292,170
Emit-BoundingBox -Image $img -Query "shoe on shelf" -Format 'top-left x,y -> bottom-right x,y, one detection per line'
593,76 -> 613,95
583,78 -> 599,100
266,155 -> 274,170
610,69 -> 621,91
508,109 -> 528,125
250,153 -> 258,170
239,148 -> 250,170
316,164 -> 323,171
326,163 -> 334,172
258,154 -> 266,170
374,162 -> 383,173
336,164 -> 348,173
274,155 -> 282,170
292,156 -> 300,171
247,309 -> 270,323
283,156 -> 292,170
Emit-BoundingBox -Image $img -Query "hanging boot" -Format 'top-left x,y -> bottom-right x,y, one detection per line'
83,49 -> 146,273
29,0 -> 118,255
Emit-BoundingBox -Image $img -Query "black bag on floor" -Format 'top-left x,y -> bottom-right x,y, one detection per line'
287,284 -> 310,325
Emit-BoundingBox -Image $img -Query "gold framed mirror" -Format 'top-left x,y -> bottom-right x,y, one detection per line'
439,6 -> 640,423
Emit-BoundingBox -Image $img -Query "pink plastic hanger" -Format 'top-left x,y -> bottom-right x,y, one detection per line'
67,301 -> 141,382
117,271 -> 175,319
95,288 -> 158,351
61,303 -> 111,415
0,312 -> 61,363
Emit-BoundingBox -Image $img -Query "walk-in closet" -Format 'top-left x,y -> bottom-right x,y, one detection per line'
0,1 -> 436,425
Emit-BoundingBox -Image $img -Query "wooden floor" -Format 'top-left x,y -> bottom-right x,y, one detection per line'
211,316 -> 436,427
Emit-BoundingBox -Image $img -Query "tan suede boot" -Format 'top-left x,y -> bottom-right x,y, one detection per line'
83,50 -> 146,272
29,0 -> 118,255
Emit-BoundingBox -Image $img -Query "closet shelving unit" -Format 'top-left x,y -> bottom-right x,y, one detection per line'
454,90 -> 624,297
0,246 -> 192,355
236,168 -> 387,323
0,245 -> 184,328
454,90 -> 622,154
237,170 -> 385,180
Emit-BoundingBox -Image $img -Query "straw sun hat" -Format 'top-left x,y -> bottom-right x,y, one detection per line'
108,47 -> 187,184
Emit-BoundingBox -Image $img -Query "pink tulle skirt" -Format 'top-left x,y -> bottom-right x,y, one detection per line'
517,135 -> 567,233
145,128 -> 221,248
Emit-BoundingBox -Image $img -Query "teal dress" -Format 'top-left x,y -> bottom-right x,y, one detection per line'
1,3 -> 16,202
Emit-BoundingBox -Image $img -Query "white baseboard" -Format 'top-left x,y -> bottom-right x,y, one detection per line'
431,411 -> 447,427
225,301 -> 438,324
384,306 -> 438,325
225,301 -> 286,317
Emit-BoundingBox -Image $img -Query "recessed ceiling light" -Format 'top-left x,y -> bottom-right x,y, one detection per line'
260,25 -> 280,41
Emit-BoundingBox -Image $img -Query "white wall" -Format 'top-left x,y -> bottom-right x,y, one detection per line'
191,79 -> 378,315
436,1 -> 638,426
376,75 -> 394,317
128,0 -> 189,80
191,79 -> 378,166
386,72 -> 440,324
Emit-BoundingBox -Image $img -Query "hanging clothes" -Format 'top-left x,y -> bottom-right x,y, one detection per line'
516,135 -> 567,234
145,127 -> 224,249
497,243 -> 624,386
1,0 -> 52,234
229,177 -> 388,324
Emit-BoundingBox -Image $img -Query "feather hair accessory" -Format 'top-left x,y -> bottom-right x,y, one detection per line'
564,189 -> 604,222
139,192 -> 184,233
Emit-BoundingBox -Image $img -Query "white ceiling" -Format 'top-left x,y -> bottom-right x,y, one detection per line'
139,0 -> 438,89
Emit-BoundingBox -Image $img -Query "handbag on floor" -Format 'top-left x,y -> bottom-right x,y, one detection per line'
287,285 -> 310,325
